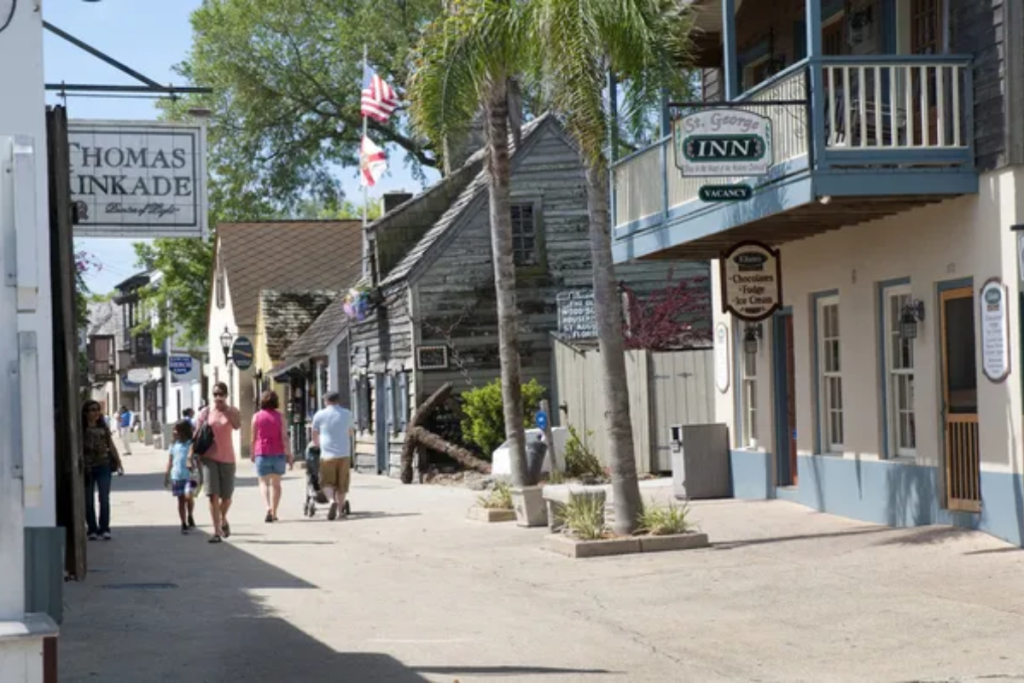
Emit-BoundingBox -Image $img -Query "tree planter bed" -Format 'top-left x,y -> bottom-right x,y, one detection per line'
544,532 -> 710,558
467,507 -> 517,523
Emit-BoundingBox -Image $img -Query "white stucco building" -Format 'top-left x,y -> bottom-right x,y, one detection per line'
0,1 -> 60,679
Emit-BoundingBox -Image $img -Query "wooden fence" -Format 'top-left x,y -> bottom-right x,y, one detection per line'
552,338 -> 715,474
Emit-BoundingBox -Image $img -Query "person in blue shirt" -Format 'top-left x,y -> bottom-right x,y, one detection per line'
164,420 -> 198,534
311,392 -> 354,520
117,406 -> 133,456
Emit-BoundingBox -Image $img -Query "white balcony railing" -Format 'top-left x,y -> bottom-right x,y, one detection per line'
823,57 -> 970,151
611,55 -> 974,233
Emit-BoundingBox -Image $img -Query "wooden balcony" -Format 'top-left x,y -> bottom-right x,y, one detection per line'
612,56 -> 978,262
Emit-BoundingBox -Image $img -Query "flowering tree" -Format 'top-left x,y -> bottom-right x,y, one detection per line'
621,272 -> 712,351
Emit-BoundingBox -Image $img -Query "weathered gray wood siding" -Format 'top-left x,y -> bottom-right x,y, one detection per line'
412,122 -> 710,403
951,0 -> 1005,170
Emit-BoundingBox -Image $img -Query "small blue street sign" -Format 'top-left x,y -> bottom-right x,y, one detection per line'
169,355 -> 193,376
535,410 -> 548,431
231,336 -> 255,371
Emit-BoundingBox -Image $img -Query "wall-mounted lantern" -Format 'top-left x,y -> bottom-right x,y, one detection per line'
743,324 -> 762,357
900,300 -> 925,340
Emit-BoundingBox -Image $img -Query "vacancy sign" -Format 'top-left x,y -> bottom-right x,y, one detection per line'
721,241 -> 783,322
69,120 -> 208,238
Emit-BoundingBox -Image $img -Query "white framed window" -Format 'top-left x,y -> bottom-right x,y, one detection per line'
817,296 -> 844,452
884,286 -> 916,457
741,335 -> 758,448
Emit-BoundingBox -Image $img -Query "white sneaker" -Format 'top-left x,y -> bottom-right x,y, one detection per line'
87,533 -> 97,541
101,532 -> 112,540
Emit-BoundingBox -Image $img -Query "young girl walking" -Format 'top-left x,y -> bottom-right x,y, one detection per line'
164,420 -> 199,534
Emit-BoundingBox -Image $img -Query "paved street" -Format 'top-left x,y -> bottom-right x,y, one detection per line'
59,444 -> 1024,683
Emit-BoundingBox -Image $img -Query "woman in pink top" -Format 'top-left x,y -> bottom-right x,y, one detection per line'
251,390 -> 294,522
197,381 -> 241,543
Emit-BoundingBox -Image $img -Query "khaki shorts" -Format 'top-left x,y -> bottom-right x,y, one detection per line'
203,460 -> 236,500
320,457 -> 351,494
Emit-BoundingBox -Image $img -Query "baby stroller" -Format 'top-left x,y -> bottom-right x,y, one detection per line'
303,445 -> 351,518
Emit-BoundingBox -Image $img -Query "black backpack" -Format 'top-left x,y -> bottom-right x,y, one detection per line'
193,408 -> 215,456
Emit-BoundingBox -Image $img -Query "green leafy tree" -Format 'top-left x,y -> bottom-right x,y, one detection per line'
461,378 -> 546,459
161,0 -> 445,215
532,0 -> 693,534
409,0 -> 536,487
133,238 -> 214,349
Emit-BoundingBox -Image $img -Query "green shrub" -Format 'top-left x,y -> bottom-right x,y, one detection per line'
563,425 -> 603,479
460,378 -> 546,459
477,482 -> 513,510
637,498 -> 693,536
558,491 -> 606,540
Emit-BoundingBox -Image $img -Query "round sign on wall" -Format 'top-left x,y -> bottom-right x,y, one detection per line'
231,336 -> 255,371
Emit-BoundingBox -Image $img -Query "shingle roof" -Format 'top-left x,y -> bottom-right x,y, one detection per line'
259,290 -> 338,361
380,114 -> 552,287
216,220 -> 362,328
281,295 -> 349,361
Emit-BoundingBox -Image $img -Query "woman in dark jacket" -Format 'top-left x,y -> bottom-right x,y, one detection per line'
81,400 -> 124,540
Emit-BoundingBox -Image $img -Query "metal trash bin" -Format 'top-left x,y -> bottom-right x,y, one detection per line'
670,423 -> 730,500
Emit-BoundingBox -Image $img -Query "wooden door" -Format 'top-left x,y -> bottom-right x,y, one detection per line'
773,312 -> 798,487
940,287 -> 980,512
785,315 -> 797,485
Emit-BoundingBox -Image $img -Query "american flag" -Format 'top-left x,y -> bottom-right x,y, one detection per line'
361,66 -> 398,123
360,136 -> 388,187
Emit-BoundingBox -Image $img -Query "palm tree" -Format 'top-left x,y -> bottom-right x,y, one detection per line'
409,0 -> 535,487
532,0 -> 692,534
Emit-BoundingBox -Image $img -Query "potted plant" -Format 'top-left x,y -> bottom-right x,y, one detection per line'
467,482 -> 516,523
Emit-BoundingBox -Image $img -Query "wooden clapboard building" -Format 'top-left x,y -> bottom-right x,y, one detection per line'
341,114 -> 710,475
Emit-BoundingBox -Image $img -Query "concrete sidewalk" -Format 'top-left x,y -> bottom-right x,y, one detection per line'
60,444 -> 1024,682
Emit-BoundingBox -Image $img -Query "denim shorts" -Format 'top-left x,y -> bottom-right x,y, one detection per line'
255,455 -> 287,477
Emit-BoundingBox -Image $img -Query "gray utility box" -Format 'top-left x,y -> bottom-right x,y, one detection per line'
670,423 -> 730,500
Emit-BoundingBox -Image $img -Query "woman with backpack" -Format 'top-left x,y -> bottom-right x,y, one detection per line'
194,382 -> 241,544
81,400 -> 124,540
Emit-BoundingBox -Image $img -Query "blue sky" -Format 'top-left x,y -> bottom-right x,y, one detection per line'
48,0 -> 433,294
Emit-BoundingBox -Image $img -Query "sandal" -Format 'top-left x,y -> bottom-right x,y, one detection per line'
208,536 -> 222,544
221,522 -> 231,538
264,511 -> 274,523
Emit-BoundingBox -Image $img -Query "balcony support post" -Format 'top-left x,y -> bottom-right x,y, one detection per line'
660,87 -> 670,217
806,0 -> 827,170
722,0 -> 738,100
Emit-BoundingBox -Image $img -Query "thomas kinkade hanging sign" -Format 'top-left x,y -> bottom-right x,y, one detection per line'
721,241 -> 783,323
69,120 -> 208,238
674,109 -> 773,178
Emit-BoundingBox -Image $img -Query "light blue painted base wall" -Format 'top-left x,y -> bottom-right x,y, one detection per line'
730,450 -> 773,500
796,456 -> 1024,547
728,452 -> 1024,547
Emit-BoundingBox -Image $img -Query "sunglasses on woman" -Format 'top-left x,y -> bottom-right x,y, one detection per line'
213,392 -> 226,398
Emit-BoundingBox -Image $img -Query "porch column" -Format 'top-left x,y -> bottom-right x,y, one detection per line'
806,0 -> 827,168
722,0 -> 738,100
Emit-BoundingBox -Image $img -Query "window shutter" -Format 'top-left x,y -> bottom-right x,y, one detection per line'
359,376 -> 371,431
386,374 -> 395,435
398,372 -> 409,432
350,375 -> 360,431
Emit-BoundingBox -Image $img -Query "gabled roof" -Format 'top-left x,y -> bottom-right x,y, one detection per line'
380,114 -> 553,288
258,290 -> 338,361
214,220 -> 362,328
281,295 -> 349,362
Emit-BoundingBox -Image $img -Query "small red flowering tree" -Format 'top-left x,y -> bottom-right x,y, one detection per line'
621,271 -> 712,351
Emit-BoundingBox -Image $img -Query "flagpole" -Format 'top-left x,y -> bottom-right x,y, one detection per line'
362,44 -> 370,282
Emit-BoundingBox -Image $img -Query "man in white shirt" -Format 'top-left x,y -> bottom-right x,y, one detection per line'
311,391 -> 355,520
